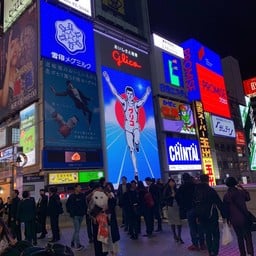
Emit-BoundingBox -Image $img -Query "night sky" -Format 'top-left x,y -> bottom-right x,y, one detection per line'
148,1 -> 256,80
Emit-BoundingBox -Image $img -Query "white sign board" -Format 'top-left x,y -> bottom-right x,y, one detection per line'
4,0 -> 33,32
211,115 -> 235,138
58,0 -> 92,17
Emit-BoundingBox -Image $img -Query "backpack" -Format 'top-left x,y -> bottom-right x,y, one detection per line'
144,192 -> 155,208
193,185 -> 215,222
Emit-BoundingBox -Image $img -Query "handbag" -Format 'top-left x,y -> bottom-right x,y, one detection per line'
221,222 -> 233,245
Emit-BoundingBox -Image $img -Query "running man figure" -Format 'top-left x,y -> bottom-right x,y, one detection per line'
103,71 -> 151,176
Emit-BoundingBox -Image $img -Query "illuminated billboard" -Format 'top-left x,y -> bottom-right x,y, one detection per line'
4,0 -> 33,32
57,0 -> 92,17
159,97 -> 195,134
243,77 -> 256,97
101,66 -> 160,183
239,96 -> 250,128
43,59 -> 102,151
211,115 -> 235,138
196,64 -> 230,118
165,137 -> 201,171
162,52 -> 184,88
182,39 -> 230,118
0,2 -> 38,120
0,129 -> 7,148
236,131 -> 246,145
20,104 -> 36,166
40,0 -> 95,71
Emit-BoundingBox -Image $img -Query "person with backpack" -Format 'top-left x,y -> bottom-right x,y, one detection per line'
194,174 -> 226,256
176,173 -> 206,251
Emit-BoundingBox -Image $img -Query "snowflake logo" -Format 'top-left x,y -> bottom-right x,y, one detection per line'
55,19 -> 86,55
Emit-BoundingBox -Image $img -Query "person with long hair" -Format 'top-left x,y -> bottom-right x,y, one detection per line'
223,177 -> 254,256
0,218 -> 16,254
163,178 -> 184,243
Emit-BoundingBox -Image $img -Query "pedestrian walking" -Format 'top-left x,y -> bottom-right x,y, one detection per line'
223,176 -> 254,256
163,178 -> 184,244
66,184 -> 86,251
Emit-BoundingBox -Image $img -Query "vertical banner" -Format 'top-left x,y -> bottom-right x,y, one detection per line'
193,101 -> 216,185
0,2 -> 38,120
20,104 -> 36,166
101,66 -> 161,183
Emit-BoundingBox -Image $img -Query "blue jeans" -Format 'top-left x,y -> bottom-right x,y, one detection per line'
72,216 -> 84,246
187,208 -> 205,247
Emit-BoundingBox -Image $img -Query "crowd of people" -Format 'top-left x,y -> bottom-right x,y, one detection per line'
0,174 -> 254,256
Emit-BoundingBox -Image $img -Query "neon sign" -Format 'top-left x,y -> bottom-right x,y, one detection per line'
112,50 -> 142,69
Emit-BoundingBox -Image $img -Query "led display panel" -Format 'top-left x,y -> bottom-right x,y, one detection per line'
40,0 -> 95,71
243,77 -> 256,97
196,64 -> 230,118
0,2 -> 38,120
162,52 -> 184,88
165,137 -> 201,171
43,59 -> 102,151
159,97 -> 195,134
20,104 -> 36,166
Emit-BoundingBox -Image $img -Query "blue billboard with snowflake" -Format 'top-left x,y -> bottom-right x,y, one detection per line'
40,0 -> 95,71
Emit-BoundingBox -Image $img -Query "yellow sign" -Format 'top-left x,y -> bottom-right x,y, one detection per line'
49,172 -> 78,185
202,158 -> 215,186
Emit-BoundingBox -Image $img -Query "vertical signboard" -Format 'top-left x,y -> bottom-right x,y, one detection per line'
0,2 -> 38,120
97,33 -> 160,184
243,77 -> 256,97
40,0 -> 95,71
193,101 -> 216,185
182,39 -> 230,118
20,103 -> 36,166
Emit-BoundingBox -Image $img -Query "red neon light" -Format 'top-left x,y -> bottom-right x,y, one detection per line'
112,50 -> 142,69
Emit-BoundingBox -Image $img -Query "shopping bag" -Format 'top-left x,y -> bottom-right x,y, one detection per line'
221,223 -> 233,245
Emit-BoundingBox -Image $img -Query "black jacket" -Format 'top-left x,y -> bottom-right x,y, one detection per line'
37,195 -> 48,217
10,196 -> 20,221
47,193 -> 62,216
66,193 -> 86,217
17,198 -> 36,222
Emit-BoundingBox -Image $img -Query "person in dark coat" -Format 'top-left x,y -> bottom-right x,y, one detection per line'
223,176 -> 254,256
10,190 -> 21,241
66,184 -> 86,250
194,174 -> 226,256
176,173 -> 206,251
47,187 -> 62,242
16,191 -> 36,244
36,189 -> 48,239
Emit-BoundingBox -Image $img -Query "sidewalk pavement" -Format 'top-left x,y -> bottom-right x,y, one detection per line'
34,219 -> 254,256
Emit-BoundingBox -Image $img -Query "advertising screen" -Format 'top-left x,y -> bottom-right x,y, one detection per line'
0,129 -> 7,148
182,39 -> 223,76
43,59 -> 102,150
159,97 -> 195,134
0,2 -> 38,120
40,0 -> 95,71
20,104 -> 36,166
243,77 -> 256,97
49,172 -> 78,185
165,137 -> 201,171
42,149 -> 102,169
162,52 -> 184,88
3,0 -> 33,32
78,170 -> 104,182
236,131 -> 246,145
95,0 -> 149,41
196,64 -> 230,118
101,66 -> 160,184
211,115 -> 235,138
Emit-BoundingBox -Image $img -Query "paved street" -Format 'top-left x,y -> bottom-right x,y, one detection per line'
33,219 -> 254,256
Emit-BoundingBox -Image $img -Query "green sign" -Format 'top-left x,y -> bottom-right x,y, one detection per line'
78,170 -> 104,183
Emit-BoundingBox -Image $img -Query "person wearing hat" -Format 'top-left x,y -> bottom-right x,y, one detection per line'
223,177 -> 254,256
37,189 -> 48,239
